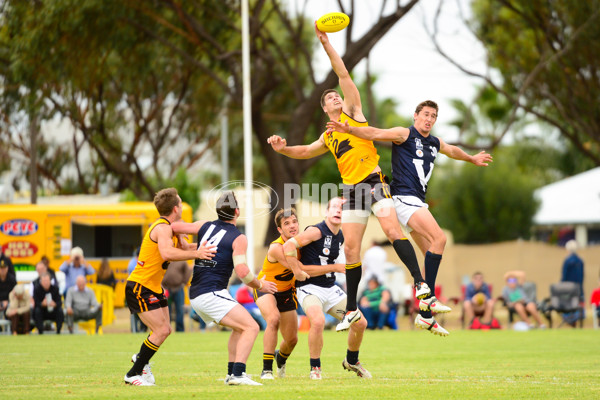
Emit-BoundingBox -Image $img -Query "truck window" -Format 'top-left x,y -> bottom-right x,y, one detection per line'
72,223 -> 142,258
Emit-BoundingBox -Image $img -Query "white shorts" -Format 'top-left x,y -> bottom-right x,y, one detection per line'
393,195 -> 429,231
190,289 -> 238,324
296,284 -> 347,319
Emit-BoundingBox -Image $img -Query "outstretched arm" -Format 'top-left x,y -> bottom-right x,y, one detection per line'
326,120 -> 410,144
439,138 -> 493,166
315,24 -> 364,120
267,134 -> 329,159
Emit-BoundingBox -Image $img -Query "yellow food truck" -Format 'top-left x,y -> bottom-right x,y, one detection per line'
0,202 -> 193,308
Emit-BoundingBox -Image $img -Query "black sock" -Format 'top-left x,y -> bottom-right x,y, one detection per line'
424,251 -> 442,296
232,362 -> 246,377
127,336 -> 159,377
263,353 -> 274,371
310,358 -> 321,368
276,350 -> 290,368
345,262 -> 362,310
392,239 -> 424,283
419,251 -> 442,319
346,350 -> 359,365
227,362 -> 234,376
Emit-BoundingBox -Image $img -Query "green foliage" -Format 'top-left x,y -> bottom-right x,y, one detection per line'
119,167 -> 202,212
430,153 -> 539,244
470,0 -> 600,165
1,330 -> 599,399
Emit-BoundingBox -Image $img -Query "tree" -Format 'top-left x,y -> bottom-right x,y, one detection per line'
1,0 -> 224,198
429,153 -> 540,244
431,0 -> 600,165
102,0 -> 422,243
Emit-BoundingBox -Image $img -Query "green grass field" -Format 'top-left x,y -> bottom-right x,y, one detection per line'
1,329 -> 598,399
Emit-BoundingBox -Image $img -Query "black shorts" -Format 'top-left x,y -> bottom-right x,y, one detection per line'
125,281 -> 168,314
342,172 -> 391,211
254,288 -> 298,313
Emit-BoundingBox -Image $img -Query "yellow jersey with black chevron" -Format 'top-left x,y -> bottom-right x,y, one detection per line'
323,111 -> 380,185
128,217 -> 178,293
257,236 -> 298,292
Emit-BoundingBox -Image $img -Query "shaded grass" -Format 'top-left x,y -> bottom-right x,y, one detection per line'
1,329 -> 599,399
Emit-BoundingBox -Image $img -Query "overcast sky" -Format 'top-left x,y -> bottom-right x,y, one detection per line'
298,0 -> 488,142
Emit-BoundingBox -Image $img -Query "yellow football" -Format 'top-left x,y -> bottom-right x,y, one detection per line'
316,12 -> 350,33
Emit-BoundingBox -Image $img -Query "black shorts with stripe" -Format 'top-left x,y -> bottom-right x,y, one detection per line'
342,171 -> 391,211
254,288 -> 298,313
125,281 -> 168,314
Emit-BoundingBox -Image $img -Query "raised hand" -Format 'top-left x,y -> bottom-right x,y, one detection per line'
326,120 -> 350,134
267,135 -> 287,152
471,151 -> 493,167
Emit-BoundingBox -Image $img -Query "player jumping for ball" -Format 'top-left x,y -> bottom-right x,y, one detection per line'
268,24 -> 431,333
327,100 -> 493,335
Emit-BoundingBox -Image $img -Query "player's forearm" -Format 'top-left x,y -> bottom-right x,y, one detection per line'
301,264 -> 339,277
321,40 -> 348,78
445,145 -> 474,163
278,145 -> 314,159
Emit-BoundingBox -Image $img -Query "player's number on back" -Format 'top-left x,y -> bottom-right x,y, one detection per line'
199,224 -> 227,250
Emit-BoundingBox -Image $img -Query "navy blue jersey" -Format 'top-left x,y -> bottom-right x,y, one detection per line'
391,126 -> 441,201
297,221 -> 344,288
189,220 -> 242,298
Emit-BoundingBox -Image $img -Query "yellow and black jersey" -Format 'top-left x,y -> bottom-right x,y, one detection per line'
257,236 -> 298,292
323,111 -> 380,185
128,217 -> 178,293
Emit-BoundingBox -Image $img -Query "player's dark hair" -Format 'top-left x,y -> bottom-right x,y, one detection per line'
216,191 -> 238,221
154,188 -> 179,216
415,100 -> 439,116
274,208 -> 297,228
320,89 -> 339,108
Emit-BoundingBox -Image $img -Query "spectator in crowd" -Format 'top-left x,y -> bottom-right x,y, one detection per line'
59,247 -> 95,295
358,277 -> 393,330
591,274 -> 600,327
502,271 -> 546,329
6,284 -> 31,334
235,284 -> 267,330
464,271 -> 496,327
0,259 -> 16,313
40,255 -> 56,276
96,258 -> 117,289
0,244 -> 15,281
33,273 -> 64,334
30,261 -> 57,296
127,247 -> 140,275
562,240 -> 584,302
362,240 -> 387,284
65,275 -> 102,334
161,260 -> 191,332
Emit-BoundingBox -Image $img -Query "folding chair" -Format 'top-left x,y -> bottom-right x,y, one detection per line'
546,282 -> 584,328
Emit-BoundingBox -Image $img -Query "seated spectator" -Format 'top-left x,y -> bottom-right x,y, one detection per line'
96,258 -> 116,289
33,273 -> 64,334
65,275 -> 103,334
0,260 -> 17,313
59,247 -> 95,296
235,284 -> 266,330
502,271 -> 546,329
590,275 -> 600,327
6,284 -> 31,334
464,271 -> 496,328
359,277 -> 394,330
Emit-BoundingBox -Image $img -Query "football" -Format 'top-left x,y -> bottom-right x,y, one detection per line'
316,12 -> 350,33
